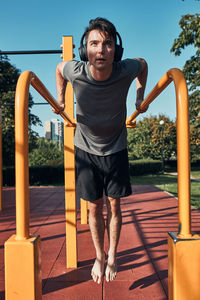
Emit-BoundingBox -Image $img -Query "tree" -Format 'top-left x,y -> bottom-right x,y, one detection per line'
127,115 -> 177,161
0,55 -> 42,166
171,14 -> 200,94
170,13 -> 200,160
29,138 -> 64,166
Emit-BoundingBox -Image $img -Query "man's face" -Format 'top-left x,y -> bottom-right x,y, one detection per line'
86,29 -> 115,71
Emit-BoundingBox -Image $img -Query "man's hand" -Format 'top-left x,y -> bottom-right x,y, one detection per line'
135,99 -> 148,113
52,103 -> 65,114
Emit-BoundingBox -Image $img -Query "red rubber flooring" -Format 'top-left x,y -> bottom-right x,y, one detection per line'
0,186 -> 200,299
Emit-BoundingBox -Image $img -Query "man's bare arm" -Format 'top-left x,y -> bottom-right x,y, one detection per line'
135,58 -> 148,113
53,62 -> 68,114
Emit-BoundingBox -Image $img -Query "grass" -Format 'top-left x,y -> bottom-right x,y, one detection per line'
130,173 -> 200,210
191,170 -> 200,179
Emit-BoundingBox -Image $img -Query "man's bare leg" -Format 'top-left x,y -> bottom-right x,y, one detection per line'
89,198 -> 105,284
105,197 -> 122,282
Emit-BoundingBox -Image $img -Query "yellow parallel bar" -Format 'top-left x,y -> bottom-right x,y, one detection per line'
168,69 -> 191,238
14,70 -> 75,240
62,36 -> 78,268
126,72 -> 171,126
15,70 -> 32,240
126,68 -> 191,239
31,75 -> 75,127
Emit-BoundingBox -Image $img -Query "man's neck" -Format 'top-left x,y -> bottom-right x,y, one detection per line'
90,65 -> 113,81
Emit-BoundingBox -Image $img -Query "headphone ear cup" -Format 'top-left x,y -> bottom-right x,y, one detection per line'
79,44 -> 88,61
114,45 -> 124,62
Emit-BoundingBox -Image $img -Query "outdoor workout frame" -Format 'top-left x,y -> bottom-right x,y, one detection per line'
4,36 -> 200,300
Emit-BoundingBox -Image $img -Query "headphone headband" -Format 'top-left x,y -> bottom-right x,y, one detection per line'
116,32 -> 122,48
79,31 -> 124,62
80,32 -> 86,46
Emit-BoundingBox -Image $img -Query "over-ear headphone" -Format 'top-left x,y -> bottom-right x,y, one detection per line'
78,31 -> 124,62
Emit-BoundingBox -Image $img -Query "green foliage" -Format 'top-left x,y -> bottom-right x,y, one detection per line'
29,137 -> 64,166
129,159 -> 162,176
3,165 -> 64,186
3,166 -> 15,186
190,122 -> 200,161
188,90 -> 200,123
127,115 -> 177,160
171,14 -> 200,56
170,14 -> 200,93
171,14 -> 200,158
0,56 -> 42,166
29,165 -> 64,185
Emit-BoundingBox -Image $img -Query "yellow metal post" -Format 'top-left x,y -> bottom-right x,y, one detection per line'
4,71 -> 42,300
167,69 -> 200,300
15,71 -> 30,240
127,69 -> 192,238
168,233 -> 200,300
168,69 -> 191,239
62,36 -> 78,268
81,198 -> 88,224
0,107 -> 2,211
5,235 -> 42,300
169,70 -> 191,238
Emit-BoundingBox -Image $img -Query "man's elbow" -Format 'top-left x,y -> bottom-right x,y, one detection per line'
56,62 -> 66,77
135,58 -> 148,73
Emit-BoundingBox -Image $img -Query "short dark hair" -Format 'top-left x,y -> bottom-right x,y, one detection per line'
84,17 -> 117,44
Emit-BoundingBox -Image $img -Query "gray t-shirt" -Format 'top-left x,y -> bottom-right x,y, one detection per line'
63,59 -> 142,156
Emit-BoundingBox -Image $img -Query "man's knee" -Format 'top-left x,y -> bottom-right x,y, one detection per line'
107,197 -> 121,216
89,198 -> 104,217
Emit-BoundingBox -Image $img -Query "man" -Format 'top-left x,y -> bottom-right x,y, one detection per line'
54,17 -> 148,284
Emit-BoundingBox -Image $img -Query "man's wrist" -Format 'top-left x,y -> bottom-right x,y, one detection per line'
136,98 -> 143,105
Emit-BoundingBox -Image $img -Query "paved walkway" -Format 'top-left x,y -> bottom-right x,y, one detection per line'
0,186 -> 200,299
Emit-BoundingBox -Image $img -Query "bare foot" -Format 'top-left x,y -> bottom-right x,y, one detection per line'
91,254 -> 105,284
105,258 -> 117,282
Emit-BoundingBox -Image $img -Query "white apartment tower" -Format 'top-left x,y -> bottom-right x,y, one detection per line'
44,119 -> 64,143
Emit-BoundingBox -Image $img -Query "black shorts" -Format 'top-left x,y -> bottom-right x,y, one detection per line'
75,147 -> 132,202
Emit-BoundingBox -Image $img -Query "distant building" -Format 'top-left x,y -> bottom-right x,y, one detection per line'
44,119 -> 64,143
44,120 -> 52,140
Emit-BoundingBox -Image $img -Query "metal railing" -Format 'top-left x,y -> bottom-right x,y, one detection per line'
127,68 -> 191,238
15,70 -> 75,240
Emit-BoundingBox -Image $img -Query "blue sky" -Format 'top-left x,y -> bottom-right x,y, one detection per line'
0,0 -> 199,136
